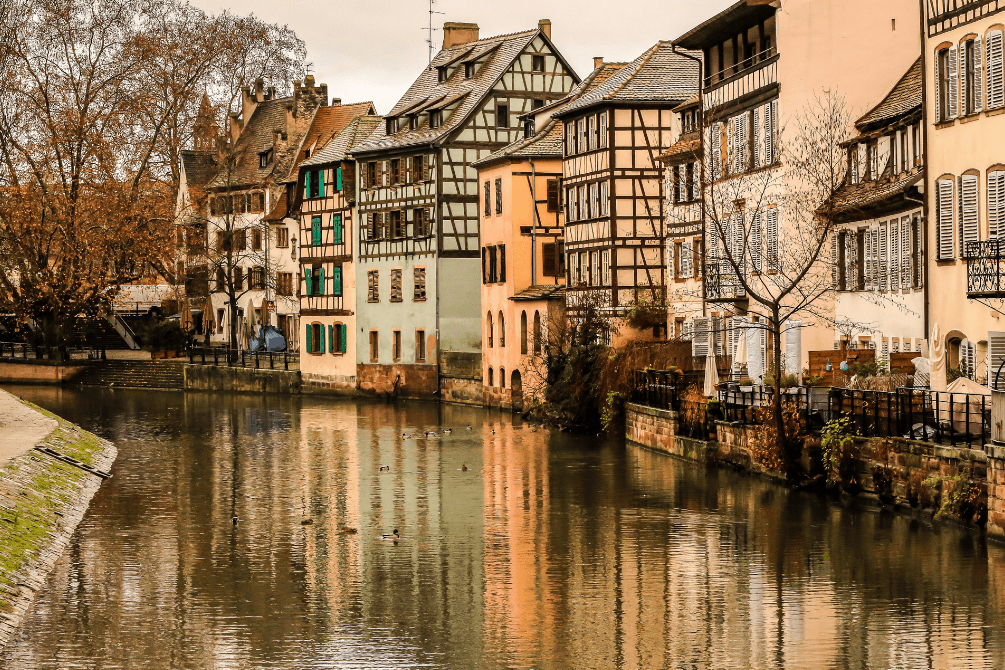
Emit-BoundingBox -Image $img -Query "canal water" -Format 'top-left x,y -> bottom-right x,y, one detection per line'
2,386 -> 1005,669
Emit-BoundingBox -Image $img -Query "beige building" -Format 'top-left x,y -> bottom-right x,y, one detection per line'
925,1 -> 1005,385
671,0 -> 921,377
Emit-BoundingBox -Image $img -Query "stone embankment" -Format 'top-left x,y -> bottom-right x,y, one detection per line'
0,389 -> 116,651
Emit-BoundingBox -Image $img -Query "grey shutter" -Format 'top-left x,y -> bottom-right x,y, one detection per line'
667,239 -> 675,279
846,229 -> 858,290
935,51 -> 942,122
960,174 -> 979,256
752,107 -> 761,168
750,210 -> 762,272
989,30 -> 1004,109
938,178 -> 955,259
692,317 -> 710,357
878,223 -> 888,291
890,219 -> 900,290
951,44 -> 961,119
989,170 -> 1005,239
900,217 -> 912,291
832,232 -> 840,289
989,331 -> 1005,389
784,320 -> 802,378
766,207 -> 778,272
975,36 -> 985,113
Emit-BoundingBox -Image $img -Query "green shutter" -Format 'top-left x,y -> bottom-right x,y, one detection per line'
318,170 -> 325,198
340,324 -> 347,353
333,266 -> 342,295
304,268 -> 311,295
333,214 -> 343,244
312,215 -> 322,246
328,324 -> 334,353
319,323 -> 326,352
319,267 -> 325,295
305,323 -> 312,353
336,167 -> 343,191
305,171 -> 311,199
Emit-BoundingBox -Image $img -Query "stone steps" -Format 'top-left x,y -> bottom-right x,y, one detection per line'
73,360 -> 184,389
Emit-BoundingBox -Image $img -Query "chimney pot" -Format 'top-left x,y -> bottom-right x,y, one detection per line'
594,56 -> 604,69
332,98 -> 342,106
538,19 -> 551,40
304,74 -> 315,89
442,22 -> 479,49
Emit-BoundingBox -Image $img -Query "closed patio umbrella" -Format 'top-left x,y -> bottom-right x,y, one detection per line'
930,323 -> 947,392
732,324 -> 748,379
704,349 -> 720,397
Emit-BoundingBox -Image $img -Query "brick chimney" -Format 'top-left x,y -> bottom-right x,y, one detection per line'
443,22 -> 479,49
241,85 -> 257,127
254,77 -> 266,102
228,111 -> 243,142
331,98 -> 342,106
538,19 -> 551,40
594,57 -> 604,69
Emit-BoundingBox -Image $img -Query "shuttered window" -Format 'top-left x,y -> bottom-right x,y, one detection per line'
913,216 -> 924,288
878,223 -> 888,291
900,217 -> 912,291
311,216 -> 322,246
333,266 -> 342,296
484,181 -> 491,216
499,245 -> 506,283
599,181 -> 609,216
752,106 -> 761,168
975,36 -> 985,113
989,30 -> 1004,109
937,177 -> 955,259
413,267 -> 426,301
710,123 -> 722,181
667,240 -> 676,278
890,220 -> 900,289
599,112 -> 609,148
989,330 -> 1005,389
333,214 -> 343,244
602,249 -> 611,286
846,229 -> 859,290
766,207 -> 779,272
546,179 -> 559,212
681,241 -> 694,278
988,170 -> 1005,239
949,44 -> 959,119
367,270 -> 379,302
543,243 -> 558,276
692,317 -> 710,357
390,268 -> 403,302
960,174 -> 979,257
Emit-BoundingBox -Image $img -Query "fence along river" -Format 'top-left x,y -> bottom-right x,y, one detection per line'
3,385 -> 1005,669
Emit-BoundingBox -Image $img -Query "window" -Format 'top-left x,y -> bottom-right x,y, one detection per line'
484,181 -> 491,216
496,103 -> 509,128
414,267 -> 426,301
366,161 -> 377,188
413,208 -> 428,237
250,266 -> 265,289
307,264 -> 322,295
566,123 -> 576,154
588,115 -> 597,151
487,312 -> 494,348
590,250 -> 599,286
599,112 -> 608,148
390,268 -> 403,302
465,62 -> 475,79
276,227 -> 289,248
216,267 -> 226,291
369,331 -> 379,363
599,181 -> 609,216
577,118 -> 586,152
567,186 -> 576,221
937,177 -> 955,259
533,311 -> 542,355
333,214 -> 343,244
489,246 -> 498,283
217,309 -> 225,334
233,266 -> 243,290
500,367 -> 506,388
989,169 -> 1005,239
437,66 -> 448,82
524,119 -> 535,138
937,47 -> 953,122
249,192 -> 264,212
416,330 -> 426,362
488,368 -> 494,386
390,159 -> 401,185
367,269 -> 379,302
392,330 -> 402,362
543,242 -> 560,276
963,39 -> 980,116
306,323 -> 323,355
259,150 -> 272,168
277,272 -> 293,296
234,229 -> 246,251
311,216 -> 322,246
589,182 -> 598,219
546,179 -> 559,212
331,323 -> 347,354
495,178 -> 503,214
989,29 -> 1005,110
332,265 -> 343,296
430,110 -> 442,129
391,210 -> 405,238
602,249 -> 611,286
498,311 -> 505,347
520,311 -> 528,354
532,98 -> 544,110
532,54 -> 545,72
961,173 -> 979,257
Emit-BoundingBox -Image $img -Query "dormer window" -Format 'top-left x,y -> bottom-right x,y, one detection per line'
259,149 -> 273,168
304,148 -> 311,159
409,115 -> 418,130
464,62 -> 475,79
524,120 -> 535,138
430,110 -> 442,129
386,118 -> 395,135
437,66 -> 448,83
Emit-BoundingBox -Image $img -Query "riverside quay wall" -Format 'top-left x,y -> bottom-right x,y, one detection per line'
625,402 -> 1005,540
0,389 -> 116,651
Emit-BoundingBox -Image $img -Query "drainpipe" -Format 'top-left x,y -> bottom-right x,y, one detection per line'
917,0 -> 931,346
672,44 -> 705,318
530,159 -> 538,287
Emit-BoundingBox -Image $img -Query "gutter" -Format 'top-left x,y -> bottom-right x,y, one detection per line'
917,0 -> 931,345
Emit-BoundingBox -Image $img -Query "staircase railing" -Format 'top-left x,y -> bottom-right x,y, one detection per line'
105,313 -> 140,350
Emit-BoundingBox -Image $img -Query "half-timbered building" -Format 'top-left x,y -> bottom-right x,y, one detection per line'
261,100 -> 376,387
203,76 -> 328,347
829,59 -> 925,364
673,0 -> 920,377
553,42 -> 699,345
350,20 -> 579,399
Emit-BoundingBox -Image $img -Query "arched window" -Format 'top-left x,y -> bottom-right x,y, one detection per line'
488,367 -> 494,386
533,311 -> 542,355
520,311 -> 528,354
498,311 -> 505,347
500,367 -> 506,388
487,311 -> 494,348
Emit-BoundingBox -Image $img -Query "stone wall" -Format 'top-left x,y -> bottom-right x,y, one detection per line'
301,372 -> 359,396
988,446 -> 1005,540
441,376 -> 483,406
183,365 -> 301,394
356,363 -> 438,397
624,403 -> 715,462
0,360 -> 89,384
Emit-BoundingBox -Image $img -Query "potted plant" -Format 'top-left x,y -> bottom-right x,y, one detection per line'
738,377 -> 754,393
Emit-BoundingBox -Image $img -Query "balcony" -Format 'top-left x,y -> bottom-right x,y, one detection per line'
703,261 -> 747,303
966,239 -> 1005,298
927,0 -> 1004,36
703,48 -> 778,110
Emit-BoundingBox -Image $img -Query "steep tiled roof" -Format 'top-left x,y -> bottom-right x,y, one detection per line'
519,61 -> 628,120
353,28 -> 577,153
657,136 -> 701,162
510,284 -> 566,301
302,115 -> 383,167
281,102 -> 376,182
855,57 -> 922,132
180,150 -> 218,190
557,42 -> 699,116
207,97 -> 295,189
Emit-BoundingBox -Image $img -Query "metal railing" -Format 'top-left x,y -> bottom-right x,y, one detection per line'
188,346 -> 298,371
0,341 -> 106,360
717,386 -> 815,425
631,370 -> 679,411
703,261 -> 747,302
966,239 -> 1005,298
829,386 -> 989,450
704,46 -> 778,88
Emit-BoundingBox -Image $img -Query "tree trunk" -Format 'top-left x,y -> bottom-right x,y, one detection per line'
770,306 -> 785,467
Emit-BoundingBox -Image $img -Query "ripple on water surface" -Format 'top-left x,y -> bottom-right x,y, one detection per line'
2,385 -> 1005,669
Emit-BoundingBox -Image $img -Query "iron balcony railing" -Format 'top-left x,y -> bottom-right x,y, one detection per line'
703,261 -> 747,302
704,46 -> 778,89
965,239 -> 1005,298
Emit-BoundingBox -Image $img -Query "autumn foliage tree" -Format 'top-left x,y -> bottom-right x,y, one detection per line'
0,0 -> 305,355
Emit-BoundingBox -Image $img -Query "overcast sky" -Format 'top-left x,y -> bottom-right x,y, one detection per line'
189,0 -> 733,113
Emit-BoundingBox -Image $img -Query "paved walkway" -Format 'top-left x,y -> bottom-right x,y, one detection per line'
0,389 -> 57,464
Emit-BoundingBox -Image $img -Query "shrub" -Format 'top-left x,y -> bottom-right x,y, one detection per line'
821,416 -> 859,489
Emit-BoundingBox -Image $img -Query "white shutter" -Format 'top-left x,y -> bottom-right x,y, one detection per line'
989,331 -> 1005,389
712,316 -> 724,356
747,324 -> 767,384
602,249 -> 611,286
934,52 -> 942,122
900,217 -> 912,291
667,239 -> 676,279
739,111 -> 750,172
784,320 -> 802,377
949,45 -> 959,119
727,117 -> 736,175
878,136 -> 891,176
681,241 -> 694,278
989,30 -> 1004,109
831,232 -> 840,289
914,216 -> 924,288
763,103 -> 774,165
890,222 -> 900,289
975,36 -> 985,113
692,317 -> 710,357
878,223 -> 888,291
682,320 -> 693,341
990,170 -> 1005,239
959,43 -> 967,116
846,230 -> 858,290
732,212 -> 744,273
865,228 -> 876,290
750,210 -> 762,272
857,144 -> 867,182
961,339 -> 977,380
710,124 -> 722,181
769,101 -> 778,164
752,107 -> 761,168
880,339 -> 890,366
938,177 -> 955,259
766,207 -> 779,272
960,174 -> 979,256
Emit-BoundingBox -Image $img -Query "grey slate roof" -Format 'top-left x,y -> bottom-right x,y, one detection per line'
302,115 -> 383,167
207,97 -> 294,190
353,28 -> 577,154
855,57 -> 922,132
557,42 -> 699,117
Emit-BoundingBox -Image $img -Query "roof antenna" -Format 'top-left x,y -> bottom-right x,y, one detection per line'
305,62 -> 314,78
425,0 -> 444,64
